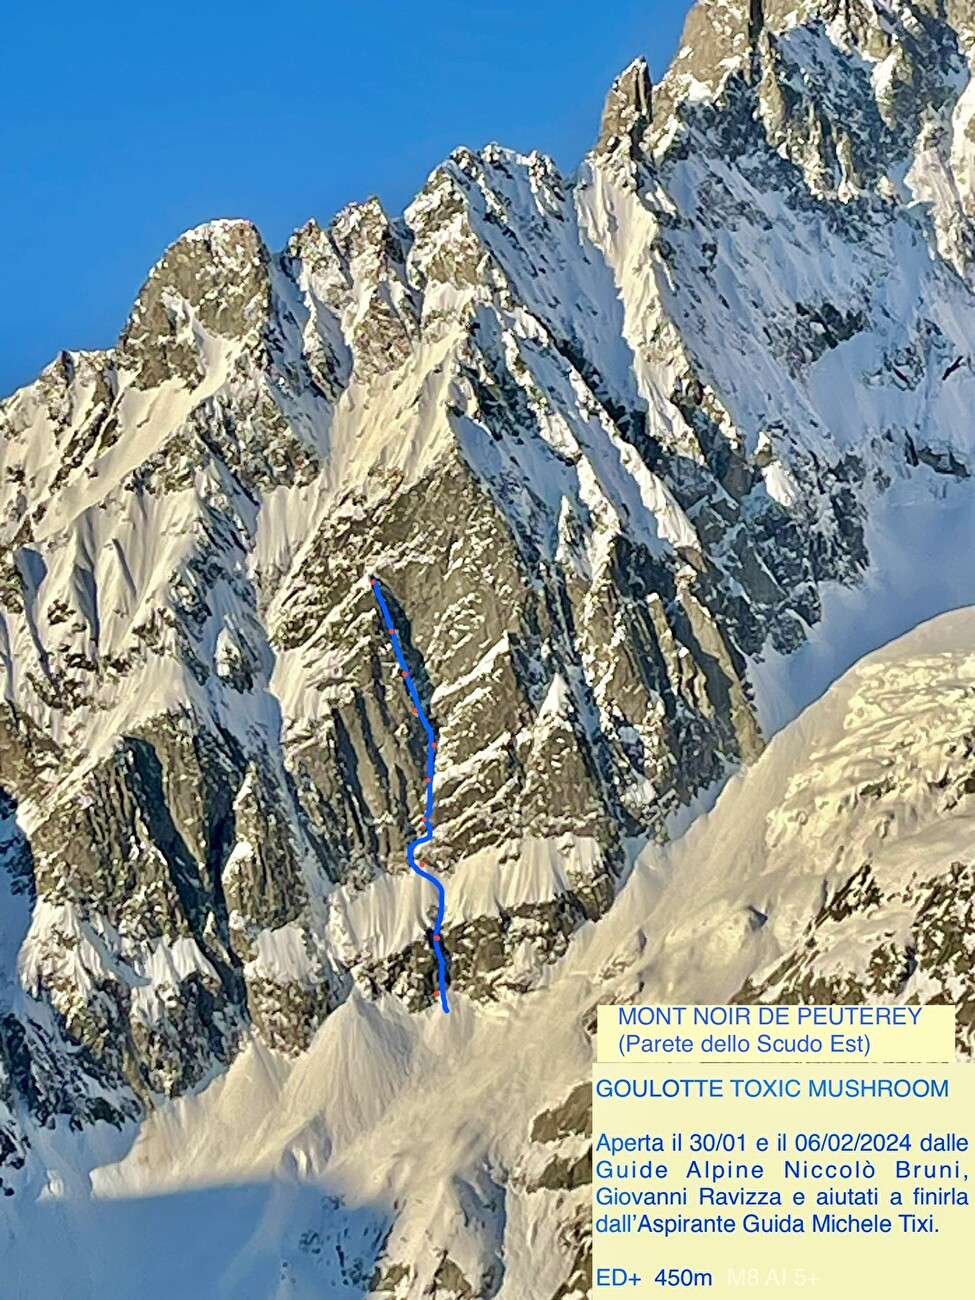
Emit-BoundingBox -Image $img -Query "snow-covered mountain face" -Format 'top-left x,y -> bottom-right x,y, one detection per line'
3,0 -> 975,1293
4,615 -> 974,1299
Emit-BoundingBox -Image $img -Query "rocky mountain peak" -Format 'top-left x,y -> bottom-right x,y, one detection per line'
117,218 -> 272,390
641,0 -> 975,277
657,0 -> 966,112
330,195 -> 394,250
596,56 -> 653,155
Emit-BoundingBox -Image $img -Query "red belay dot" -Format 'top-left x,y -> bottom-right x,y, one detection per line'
433,933 -> 441,941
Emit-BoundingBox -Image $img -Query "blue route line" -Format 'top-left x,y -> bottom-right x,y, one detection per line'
370,578 -> 450,1014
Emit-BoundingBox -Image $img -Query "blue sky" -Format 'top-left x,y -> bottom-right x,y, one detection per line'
0,1 -> 690,397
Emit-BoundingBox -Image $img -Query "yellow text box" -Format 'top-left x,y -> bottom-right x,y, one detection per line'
596,1004 -> 956,1065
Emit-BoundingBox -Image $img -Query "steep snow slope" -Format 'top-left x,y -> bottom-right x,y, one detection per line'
4,608 -> 972,1300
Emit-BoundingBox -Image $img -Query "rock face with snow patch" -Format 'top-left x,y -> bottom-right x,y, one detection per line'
2,0 -> 975,1293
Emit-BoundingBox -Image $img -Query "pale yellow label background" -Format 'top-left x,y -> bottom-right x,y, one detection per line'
593,1008 -> 972,1297
596,1005 -> 956,1065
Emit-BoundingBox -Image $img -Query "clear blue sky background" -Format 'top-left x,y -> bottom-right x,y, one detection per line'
0,1 -> 690,398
